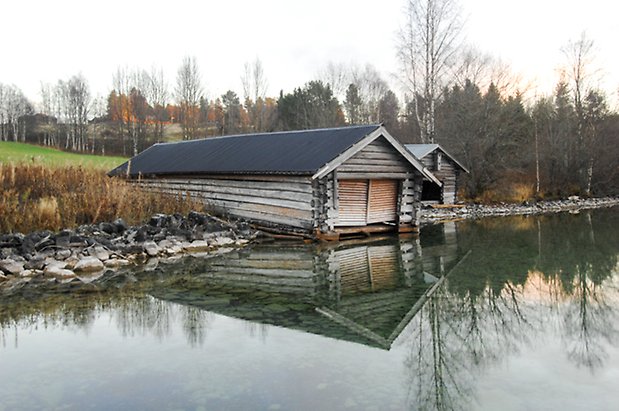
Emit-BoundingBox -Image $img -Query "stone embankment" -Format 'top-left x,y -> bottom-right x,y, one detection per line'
420,196 -> 619,224
0,211 -> 258,290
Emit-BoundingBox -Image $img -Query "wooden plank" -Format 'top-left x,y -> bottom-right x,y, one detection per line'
207,206 -> 313,229
367,180 -> 398,224
139,177 -> 313,194
336,179 -> 368,227
337,172 -> 412,180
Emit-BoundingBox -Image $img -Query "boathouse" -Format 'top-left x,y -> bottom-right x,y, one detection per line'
109,125 -> 441,239
404,144 -> 468,204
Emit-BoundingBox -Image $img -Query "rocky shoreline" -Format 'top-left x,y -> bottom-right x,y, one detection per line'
0,211 -> 259,291
420,196 -> 619,224
1,197 -> 618,291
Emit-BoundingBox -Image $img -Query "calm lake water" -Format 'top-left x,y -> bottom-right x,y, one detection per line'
1,208 -> 618,410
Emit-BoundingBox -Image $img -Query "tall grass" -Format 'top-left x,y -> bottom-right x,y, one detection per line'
0,164 -> 202,233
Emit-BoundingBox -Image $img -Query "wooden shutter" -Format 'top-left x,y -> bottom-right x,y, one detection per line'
367,180 -> 398,224
338,180 -> 368,226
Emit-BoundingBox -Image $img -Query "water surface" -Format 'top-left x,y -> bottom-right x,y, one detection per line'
1,208 -> 618,410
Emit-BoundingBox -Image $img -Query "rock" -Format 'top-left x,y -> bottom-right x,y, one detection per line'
134,227 -> 149,242
99,222 -> 117,234
0,273 -> 7,282
73,256 -> 104,272
44,265 -> 76,279
104,258 -> 131,268
88,246 -> 110,261
64,256 -> 80,270
123,244 -> 145,254
0,259 -> 24,275
113,218 -> 128,233
19,269 -> 37,277
182,240 -> 210,253
55,249 -> 72,260
45,259 -> 67,270
55,231 -> 71,248
165,245 -> 183,255
143,241 -> 160,257
24,254 -> 47,270
149,214 -> 167,227
211,236 -> 235,247
0,247 -> 16,259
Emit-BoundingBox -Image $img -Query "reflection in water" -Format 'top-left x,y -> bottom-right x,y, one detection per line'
0,208 -> 618,410
399,209 -> 619,410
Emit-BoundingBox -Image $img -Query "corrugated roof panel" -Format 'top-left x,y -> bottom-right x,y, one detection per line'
109,125 -> 381,177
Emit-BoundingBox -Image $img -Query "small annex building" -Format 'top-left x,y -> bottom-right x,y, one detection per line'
109,125 -> 441,239
404,144 -> 468,205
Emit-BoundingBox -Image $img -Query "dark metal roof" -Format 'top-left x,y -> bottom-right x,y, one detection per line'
109,125 -> 381,177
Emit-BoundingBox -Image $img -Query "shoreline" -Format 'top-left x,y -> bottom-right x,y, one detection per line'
1,197 -> 618,292
420,196 -> 619,224
0,211 -> 260,292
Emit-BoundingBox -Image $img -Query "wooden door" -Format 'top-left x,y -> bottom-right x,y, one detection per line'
337,179 -> 399,226
337,180 -> 368,226
367,180 -> 398,224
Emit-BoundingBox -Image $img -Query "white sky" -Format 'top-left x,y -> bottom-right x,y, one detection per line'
1,0 -> 618,106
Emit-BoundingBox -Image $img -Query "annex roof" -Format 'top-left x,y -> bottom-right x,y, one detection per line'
404,143 -> 469,173
109,125 -> 442,184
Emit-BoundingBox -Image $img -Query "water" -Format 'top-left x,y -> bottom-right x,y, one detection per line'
1,208 -> 618,410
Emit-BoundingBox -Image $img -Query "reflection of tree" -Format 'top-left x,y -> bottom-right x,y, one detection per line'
0,288 -> 213,348
405,280 -> 533,410
403,208 -> 619,409
114,296 -> 173,340
561,266 -> 618,370
181,305 -> 212,347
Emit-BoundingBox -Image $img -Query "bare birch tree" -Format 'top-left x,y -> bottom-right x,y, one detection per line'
241,58 -> 270,132
398,0 -> 463,143
175,56 -> 203,139
144,66 -> 169,142
562,32 -> 600,195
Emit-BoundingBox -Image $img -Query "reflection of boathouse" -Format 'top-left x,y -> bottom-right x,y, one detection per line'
150,232 -> 461,349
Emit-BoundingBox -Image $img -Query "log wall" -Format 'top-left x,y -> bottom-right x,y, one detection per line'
133,175 -> 316,230
420,153 -> 459,204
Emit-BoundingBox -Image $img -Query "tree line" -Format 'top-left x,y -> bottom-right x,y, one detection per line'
0,0 -> 617,198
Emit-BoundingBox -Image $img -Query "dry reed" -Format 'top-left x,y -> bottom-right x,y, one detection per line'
0,163 -> 202,233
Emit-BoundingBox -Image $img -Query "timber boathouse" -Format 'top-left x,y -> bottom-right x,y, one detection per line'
109,125 -> 442,240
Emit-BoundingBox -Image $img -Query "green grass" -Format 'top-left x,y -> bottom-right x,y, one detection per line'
0,141 -> 127,169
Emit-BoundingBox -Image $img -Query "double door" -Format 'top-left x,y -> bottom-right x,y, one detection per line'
337,179 -> 399,226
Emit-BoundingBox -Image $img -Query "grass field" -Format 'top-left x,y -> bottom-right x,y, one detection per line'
0,141 -> 127,170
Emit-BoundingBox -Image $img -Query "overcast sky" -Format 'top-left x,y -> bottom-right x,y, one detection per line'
2,0 -> 617,106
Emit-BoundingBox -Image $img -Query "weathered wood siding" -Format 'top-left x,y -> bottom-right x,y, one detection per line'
133,175 -> 315,230
337,137 -> 414,179
420,151 -> 459,204
330,137 -> 421,228
367,180 -> 398,224
338,180 -> 369,226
